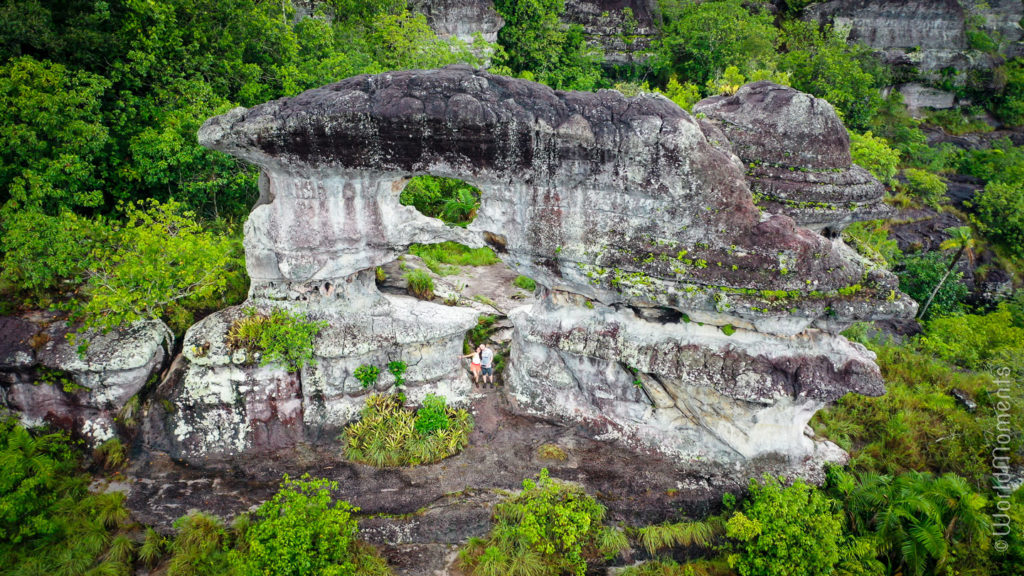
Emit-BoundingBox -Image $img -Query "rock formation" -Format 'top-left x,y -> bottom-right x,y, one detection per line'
807,0 -> 1024,82
160,65 -> 914,476
0,314 -> 172,445
409,0 -> 505,44
693,81 -> 890,234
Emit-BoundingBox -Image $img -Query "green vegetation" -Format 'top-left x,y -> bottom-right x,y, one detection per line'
897,251 -> 969,320
843,220 -> 901,268
399,176 -> 481,226
724,476 -> 854,576
458,468 -> 629,576
468,314 -> 498,346
849,130 -> 900,184
354,364 -> 381,389
226,306 -> 328,372
492,0 -> 603,90
900,167 -> 948,208
343,393 -> 473,467
233,474 -> 391,576
409,242 -> 500,276
403,269 -> 435,300
513,275 -> 537,291
535,443 -> 568,461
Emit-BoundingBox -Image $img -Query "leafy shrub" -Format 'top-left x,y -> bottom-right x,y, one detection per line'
660,76 -> 702,111
226,307 -> 328,372
900,168 -> 948,208
896,251 -> 968,319
387,360 -> 407,388
404,269 -> 435,300
957,137 -> 1024,184
849,131 -> 900,184
413,393 -> 450,435
469,314 -> 497,346
400,175 -> 481,226
917,304 -> 1024,372
0,210 -> 106,304
459,468 -> 628,576
842,220 -> 902,269
725,476 -> 845,576
232,474 -> 390,576
970,180 -> 1024,257
512,275 -> 536,291
344,393 -> 473,467
996,58 -> 1024,127
70,199 -> 246,335
354,364 -> 381,389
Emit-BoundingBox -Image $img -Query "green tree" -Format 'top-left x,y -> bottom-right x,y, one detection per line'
897,251 -> 968,320
493,0 -> 604,90
778,20 -> 885,130
970,180 -> 1024,256
72,199 -> 244,335
917,227 -> 975,320
725,476 -> 845,576
654,0 -> 779,89
0,56 -> 109,216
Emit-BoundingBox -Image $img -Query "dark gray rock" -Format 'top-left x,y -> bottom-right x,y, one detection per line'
694,81 -> 890,233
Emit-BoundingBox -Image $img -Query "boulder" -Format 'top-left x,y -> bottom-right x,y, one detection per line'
0,314 -> 172,445
694,81 -> 890,234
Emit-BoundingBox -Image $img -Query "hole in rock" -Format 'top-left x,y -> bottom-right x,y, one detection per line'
399,175 -> 481,227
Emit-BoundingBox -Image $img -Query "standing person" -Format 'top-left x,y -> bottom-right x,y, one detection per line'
461,346 -> 483,386
480,344 -> 495,388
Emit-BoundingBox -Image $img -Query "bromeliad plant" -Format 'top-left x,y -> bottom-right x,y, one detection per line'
343,393 -> 472,467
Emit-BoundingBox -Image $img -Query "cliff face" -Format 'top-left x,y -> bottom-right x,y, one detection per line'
807,0 -> 1024,84
152,65 -> 915,476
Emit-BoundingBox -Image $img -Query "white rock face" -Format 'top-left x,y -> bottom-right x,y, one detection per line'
169,66 -> 917,474
0,317 -> 172,446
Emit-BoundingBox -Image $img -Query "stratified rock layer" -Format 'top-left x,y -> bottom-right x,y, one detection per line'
183,65 -> 915,473
694,81 -> 889,233
807,0 -> 1024,77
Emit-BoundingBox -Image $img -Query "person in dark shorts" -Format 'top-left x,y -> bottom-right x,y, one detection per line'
480,344 -> 495,387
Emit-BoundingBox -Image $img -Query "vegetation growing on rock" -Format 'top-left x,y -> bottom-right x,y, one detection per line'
343,393 -> 473,467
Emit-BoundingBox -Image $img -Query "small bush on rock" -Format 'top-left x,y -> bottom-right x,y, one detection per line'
850,131 -> 900,185
404,269 -> 434,300
226,307 -> 328,372
458,469 -> 629,576
344,393 -> 472,467
513,275 -> 536,291
354,364 -> 381,389
901,168 -> 948,208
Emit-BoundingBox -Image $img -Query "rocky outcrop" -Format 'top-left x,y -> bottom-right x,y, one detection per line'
409,0 -> 505,43
563,0 -> 660,65
807,0 -> 1024,81
182,65 -> 915,475
694,82 -> 890,234
0,314 -> 172,445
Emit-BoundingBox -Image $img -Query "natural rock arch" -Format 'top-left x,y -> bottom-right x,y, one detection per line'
149,65 -> 915,479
